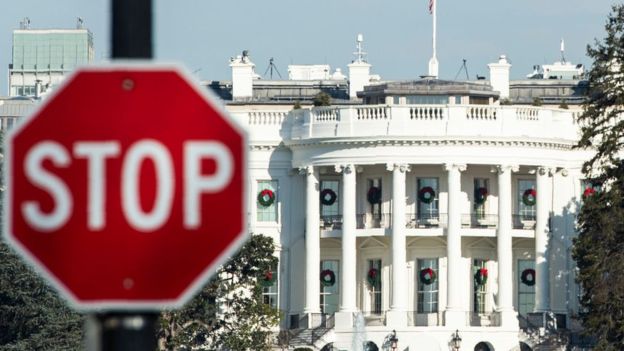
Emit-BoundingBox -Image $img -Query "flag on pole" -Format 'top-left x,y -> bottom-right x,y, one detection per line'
429,0 -> 434,14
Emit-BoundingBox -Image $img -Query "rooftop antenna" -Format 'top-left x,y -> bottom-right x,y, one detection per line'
353,33 -> 367,63
264,57 -> 282,79
428,0 -> 439,78
454,59 -> 469,80
560,38 -> 566,63
20,17 -> 31,30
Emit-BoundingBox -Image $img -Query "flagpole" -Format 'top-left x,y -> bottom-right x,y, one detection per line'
428,0 -> 439,78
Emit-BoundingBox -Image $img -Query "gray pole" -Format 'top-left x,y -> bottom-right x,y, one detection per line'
112,0 -> 152,59
87,2 -> 158,350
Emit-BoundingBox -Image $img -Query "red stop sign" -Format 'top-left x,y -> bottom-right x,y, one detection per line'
4,65 -> 248,310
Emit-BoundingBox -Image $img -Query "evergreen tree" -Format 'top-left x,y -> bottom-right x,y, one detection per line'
576,4 -> 624,174
313,92 -> 331,107
572,5 -> 624,350
0,242 -> 84,350
0,130 -> 83,350
158,234 -> 280,350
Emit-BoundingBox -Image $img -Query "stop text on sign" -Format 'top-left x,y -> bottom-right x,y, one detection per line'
23,139 -> 233,232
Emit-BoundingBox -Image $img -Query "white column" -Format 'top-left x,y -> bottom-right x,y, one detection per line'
302,166 -> 320,315
339,164 -> 357,312
386,163 -> 409,327
496,165 -> 518,327
445,163 -> 466,327
535,167 -> 552,312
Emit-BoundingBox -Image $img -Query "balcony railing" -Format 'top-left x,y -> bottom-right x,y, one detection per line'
319,212 -> 537,230
405,212 -> 446,228
461,213 -> 498,228
320,215 -> 342,230
513,214 -> 536,229
354,311 -> 386,326
287,104 -> 578,142
407,311 -> 442,326
356,213 -> 391,229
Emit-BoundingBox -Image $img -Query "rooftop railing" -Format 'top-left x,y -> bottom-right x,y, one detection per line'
287,104 -> 578,142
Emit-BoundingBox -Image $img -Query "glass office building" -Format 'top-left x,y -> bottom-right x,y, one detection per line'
9,28 -> 94,97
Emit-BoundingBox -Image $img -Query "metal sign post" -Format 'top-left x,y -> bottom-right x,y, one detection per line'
94,1 -> 157,350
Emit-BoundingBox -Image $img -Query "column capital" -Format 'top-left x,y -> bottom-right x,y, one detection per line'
334,164 -> 355,174
536,166 -> 555,176
492,164 -> 519,174
385,163 -> 411,173
298,165 -> 314,175
444,163 -> 467,172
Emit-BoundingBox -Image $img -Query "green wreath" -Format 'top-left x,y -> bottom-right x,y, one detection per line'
257,189 -> 276,207
474,267 -> 488,286
521,268 -> 535,286
418,186 -> 436,204
261,270 -> 277,287
320,189 -> 337,206
474,187 -> 488,205
367,187 -> 382,205
367,268 -> 380,287
320,269 -> 336,287
419,267 -> 437,285
522,188 -> 536,206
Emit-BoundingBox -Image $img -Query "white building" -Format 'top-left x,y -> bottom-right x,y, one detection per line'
0,36 -> 592,350
212,43 -> 592,350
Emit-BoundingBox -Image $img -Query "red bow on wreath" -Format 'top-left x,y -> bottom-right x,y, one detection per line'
474,267 -> 488,286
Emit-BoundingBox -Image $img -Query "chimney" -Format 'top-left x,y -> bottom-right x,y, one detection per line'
348,33 -> 372,99
229,50 -> 255,101
488,55 -> 511,99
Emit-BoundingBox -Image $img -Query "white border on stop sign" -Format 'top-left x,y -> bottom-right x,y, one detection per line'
2,61 -> 249,311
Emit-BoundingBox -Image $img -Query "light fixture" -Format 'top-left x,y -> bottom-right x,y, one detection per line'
451,329 -> 462,350
390,329 -> 399,351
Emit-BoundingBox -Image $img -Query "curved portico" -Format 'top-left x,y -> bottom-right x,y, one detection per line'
287,102 -> 588,331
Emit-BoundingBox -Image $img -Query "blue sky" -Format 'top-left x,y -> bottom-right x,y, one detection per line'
0,0 -> 615,96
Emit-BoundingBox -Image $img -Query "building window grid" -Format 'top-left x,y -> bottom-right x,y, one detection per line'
473,259 -> 488,314
320,180 -> 340,219
474,178 -> 489,219
367,178 -> 382,221
417,178 -> 439,220
518,179 -> 536,220
262,262 -> 279,309
256,180 -> 278,222
368,259 -> 382,314
517,259 -> 535,316
417,258 -> 439,313
320,260 -> 339,314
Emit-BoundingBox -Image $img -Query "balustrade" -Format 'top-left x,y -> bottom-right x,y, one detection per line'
248,111 -> 286,125
466,106 -> 497,120
356,213 -> 392,229
355,106 -> 389,120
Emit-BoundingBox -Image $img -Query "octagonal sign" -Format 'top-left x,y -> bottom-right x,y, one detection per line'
4,64 -> 248,310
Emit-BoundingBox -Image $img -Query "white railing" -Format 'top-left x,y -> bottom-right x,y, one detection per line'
515,107 -> 540,121
311,107 -> 339,122
466,106 -> 497,120
410,106 -> 445,120
248,111 -> 287,125
288,104 -> 578,142
355,106 -> 390,120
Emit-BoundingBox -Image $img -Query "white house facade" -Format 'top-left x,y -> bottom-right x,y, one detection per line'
218,50 -> 592,351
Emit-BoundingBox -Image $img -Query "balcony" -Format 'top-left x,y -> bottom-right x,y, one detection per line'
356,213 -> 392,229
406,212 -> 446,228
461,213 -> 498,228
320,215 -> 343,230
288,104 -> 577,143
513,214 -> 536,230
